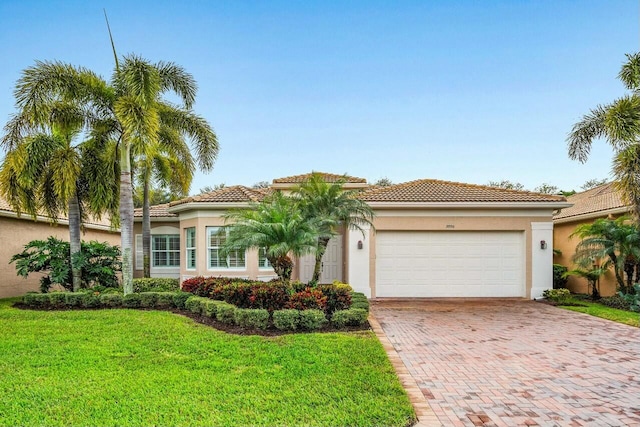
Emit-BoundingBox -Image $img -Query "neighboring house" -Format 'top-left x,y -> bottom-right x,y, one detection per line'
553,183 -> 631,296
134,172 -> 569,299
0,196 -> 120,298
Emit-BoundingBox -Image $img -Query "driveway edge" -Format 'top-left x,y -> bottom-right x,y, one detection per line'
368,314 -> 442,427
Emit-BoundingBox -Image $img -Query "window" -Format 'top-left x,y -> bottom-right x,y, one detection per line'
152,235 -> 180,267
185,228 -> 196,270
258,247 -> 272,269
207,227 -> 245,269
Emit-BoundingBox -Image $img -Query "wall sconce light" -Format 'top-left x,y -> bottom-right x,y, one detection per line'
357,240 -> 363,250
540,240 -> 547,250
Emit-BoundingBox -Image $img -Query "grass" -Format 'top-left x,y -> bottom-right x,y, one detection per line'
0,298 -> 415,427
559,298 -> 639,327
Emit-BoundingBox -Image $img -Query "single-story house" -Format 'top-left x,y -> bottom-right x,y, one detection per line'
553,182 -> 631,296
134,172 -> 569,299
0,196 -> 120,298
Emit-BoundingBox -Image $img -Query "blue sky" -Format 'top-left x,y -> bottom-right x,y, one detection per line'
0,1 -> 638,194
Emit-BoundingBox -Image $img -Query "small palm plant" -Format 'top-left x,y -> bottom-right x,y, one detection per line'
564,267 -> 608,300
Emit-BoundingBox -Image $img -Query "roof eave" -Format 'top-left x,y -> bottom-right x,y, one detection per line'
366,201 -> 573,209
0,210 -> 119,232
167,202 -> 252,213
553,206 -> 632,224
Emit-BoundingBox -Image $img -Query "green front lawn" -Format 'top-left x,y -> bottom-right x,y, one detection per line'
0,298 -> 415,427
559,299 -> 639,327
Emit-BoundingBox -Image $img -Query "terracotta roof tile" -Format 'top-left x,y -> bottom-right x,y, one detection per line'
169,185 -> 271,207
553,182 -> 630,220
358,179 -> 566,203
133,203 -> 177,218
272,171 -> 367,184
0,194 -> 114,227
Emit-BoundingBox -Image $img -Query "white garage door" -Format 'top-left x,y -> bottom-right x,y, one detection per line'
376,231 -> 525,297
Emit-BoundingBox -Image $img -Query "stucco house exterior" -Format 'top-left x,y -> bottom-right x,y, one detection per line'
553,182 -> 632,296
134,172 -> 569,299
0,196 -> 120,298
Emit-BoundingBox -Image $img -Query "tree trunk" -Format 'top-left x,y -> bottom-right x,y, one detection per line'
269,255 -> 293,281
68,192 -> 82,292
142,176 -> 151,278
312,237 -> 331,283
120,145 -> 134,295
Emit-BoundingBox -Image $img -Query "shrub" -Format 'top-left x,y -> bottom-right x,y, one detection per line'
210,282 -> 253,307
64,292 -> 85,308
543,288 -> 571,304
80,293 -> 100,308
553,264 -> 569,289
155,292 -> 176,309
181,277 -> 213,297
185,296 -> 207,315
619,283 -> 640,312
48,292 -> 67,309
298,309 -> 327,330
215,302 -> 237,324
100,293 -> 123,308
202,299 -> 219,318
173,292 -> 192,309
133,278 -> 180,293
234,308 -> 270,329
23,293 -> 50,308
331,308 -> 368,328
599,294 -> 632,311
273,309 -> 300,331
350,292 -> 370,311
318,282 -> 353,314
289,280 -> 308,292
247,282 -> 290,311
287,288 -> 327,310
122,293 -> 142,308
138,292 -> 159,308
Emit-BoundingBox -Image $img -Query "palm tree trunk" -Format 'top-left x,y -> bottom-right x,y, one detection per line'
68,192 -> 82,292
312,237 -> 331,283
142,176 -> 151,278
120,145 -> 134,294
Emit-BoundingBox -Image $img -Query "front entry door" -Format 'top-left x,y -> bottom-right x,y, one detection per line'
299,236 -> 343,284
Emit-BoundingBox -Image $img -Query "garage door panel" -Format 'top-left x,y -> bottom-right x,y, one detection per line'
376,231 -> 524,297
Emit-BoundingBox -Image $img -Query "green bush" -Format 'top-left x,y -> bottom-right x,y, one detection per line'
599,294 -> 632,311
155,292 -> 176,309
298,309 -> 327,330
234,308 -> 270,330
543,288 -> 571,304
80,293 -> 100,308
350,292 -> 370,311
619,283 -> 640,312
202,299 -> 219,318
132,278 -> 180,293
23,293 -> 49,308
173,292 -> 192,309
553,264 -> 569,289
100,293 -> 123,308
318,283 -> 353,314
272,309 -> 300,331
122,293 -> 142,308
215,302 -> 237,324
185,296 -> 208,315
139,292 -> 159,308
64,292 -> 85,308
48,292 -> 67,309
331,308 -> 368,328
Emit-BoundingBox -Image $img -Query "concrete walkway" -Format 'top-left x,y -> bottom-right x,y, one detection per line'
371,299 -> 640,427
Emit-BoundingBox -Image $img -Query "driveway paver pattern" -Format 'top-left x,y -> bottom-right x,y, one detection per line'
371,299 -> 640,427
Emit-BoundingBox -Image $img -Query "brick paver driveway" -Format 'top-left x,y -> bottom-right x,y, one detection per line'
371,299 -> 640,427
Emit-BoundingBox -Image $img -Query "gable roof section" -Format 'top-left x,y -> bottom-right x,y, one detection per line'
272,171 -> 367,184
553,182 -> 630,222
358,179 -> 567,204
169,185 -> 271,207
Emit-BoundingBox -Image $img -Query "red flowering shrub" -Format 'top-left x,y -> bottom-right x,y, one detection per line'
181,277 -> 214,296
287,288 -> 327,310
210,282 -> 253,307
318,283 -> 352,315
248,282 -> 291,312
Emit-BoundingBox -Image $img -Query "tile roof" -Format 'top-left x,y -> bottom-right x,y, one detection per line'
133,203 -> 177,218
169,185 -> 271,207
553,182 -> 630,220
272,171 -> 367,184
0,194 -> 114,227
358,179 -> 567,203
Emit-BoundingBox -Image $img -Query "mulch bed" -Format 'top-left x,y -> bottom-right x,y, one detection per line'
13,302 -> 371,337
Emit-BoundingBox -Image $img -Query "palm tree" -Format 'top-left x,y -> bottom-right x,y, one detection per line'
292,173 -> 374,283
571,216 -> 640,293
568,52 -> 640,218
0,102 -> 117,291
564,267 -> 607,300
3,57 -> 217,294
222,192 -> 319,281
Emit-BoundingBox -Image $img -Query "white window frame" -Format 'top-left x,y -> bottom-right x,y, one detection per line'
152,234 -> 181,268
185,227 -> 196,270
206,227 -> 246,270
258,247 -> 272,270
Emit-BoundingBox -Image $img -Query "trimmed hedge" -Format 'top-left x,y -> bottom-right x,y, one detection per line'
350,292 -> 369,311
331,308 -> 368,327
48,292 -> 67,309
298,309 -> 327,330
173,292 -> 192,309
273,309 -> 300,331
132,278 -> 180,293
100,293 -> 123,308
65,292 -> 85,308
234,308 -> 270,330
215,302 -> 237,324
139,292 -> 159,308
185,296 -> 209,315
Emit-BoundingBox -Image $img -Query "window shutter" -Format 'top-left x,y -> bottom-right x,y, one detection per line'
135,234 -> 143,270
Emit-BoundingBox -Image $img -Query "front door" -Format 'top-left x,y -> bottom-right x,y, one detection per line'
299,236 -> 343,284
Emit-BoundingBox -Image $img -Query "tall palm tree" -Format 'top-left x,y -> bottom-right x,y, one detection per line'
292,173 -> 374,283
3,57 -> 217,294
568,52 -> 640,218
222,192 -> 319,281
0,102 -> 117,291
571,216 -> 640,293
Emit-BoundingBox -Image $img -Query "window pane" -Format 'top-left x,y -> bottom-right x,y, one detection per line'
187,249 -> 196,269
153,236 -> 166,251
169,236 -> 180,251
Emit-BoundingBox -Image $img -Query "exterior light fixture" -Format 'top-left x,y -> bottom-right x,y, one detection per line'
357,240 -> 363,250
540,240 -> 547,250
